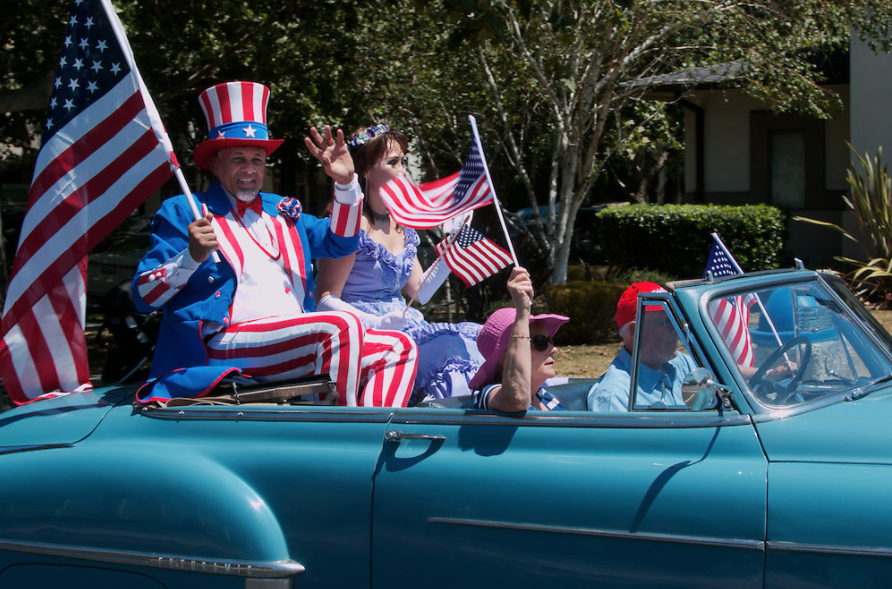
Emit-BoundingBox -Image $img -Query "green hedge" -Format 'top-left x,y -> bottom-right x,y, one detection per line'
543,281 -> 628,345
596,204 -> 785,279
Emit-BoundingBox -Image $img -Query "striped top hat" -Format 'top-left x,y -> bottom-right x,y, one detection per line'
193,81 -> 284,170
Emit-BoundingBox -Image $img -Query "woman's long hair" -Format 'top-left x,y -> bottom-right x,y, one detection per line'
350,127 -> 409,225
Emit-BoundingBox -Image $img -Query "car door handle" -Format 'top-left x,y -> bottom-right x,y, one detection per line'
384,430 -> 446,443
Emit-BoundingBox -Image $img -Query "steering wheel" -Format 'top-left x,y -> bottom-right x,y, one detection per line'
747,335 -> 812,403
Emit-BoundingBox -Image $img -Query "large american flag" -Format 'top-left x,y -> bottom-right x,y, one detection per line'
434,226 -> 512,287
0,0 -> 175,404
704,238 -> 755,367
380,142 -> 493,229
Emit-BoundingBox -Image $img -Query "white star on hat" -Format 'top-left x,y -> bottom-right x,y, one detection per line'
243,125 -> 256,138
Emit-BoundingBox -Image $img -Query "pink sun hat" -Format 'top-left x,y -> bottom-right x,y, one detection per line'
468,307 -> 569,390
193,81 -> 285,170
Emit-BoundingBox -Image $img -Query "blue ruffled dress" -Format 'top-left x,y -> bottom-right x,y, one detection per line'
341,228 -> 483,403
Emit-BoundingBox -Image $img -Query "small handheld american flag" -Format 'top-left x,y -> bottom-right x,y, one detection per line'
434,226 -> 513,287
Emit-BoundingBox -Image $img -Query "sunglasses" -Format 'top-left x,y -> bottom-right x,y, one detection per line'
531,334 -> 555,351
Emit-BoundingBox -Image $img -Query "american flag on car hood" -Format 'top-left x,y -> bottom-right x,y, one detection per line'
704,237 -> 756,367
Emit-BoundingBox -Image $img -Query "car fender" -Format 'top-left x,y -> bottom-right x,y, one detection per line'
0,444 -> 290,564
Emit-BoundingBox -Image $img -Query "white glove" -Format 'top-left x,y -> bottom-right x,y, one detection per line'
317,294 -> 408,332
333,174 -> 362,205
377,310 -> 410,332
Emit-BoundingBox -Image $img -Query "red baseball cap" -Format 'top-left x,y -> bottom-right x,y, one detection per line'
615,282 -> 667,328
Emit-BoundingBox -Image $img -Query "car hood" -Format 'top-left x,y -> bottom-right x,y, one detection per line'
754,386 -> 892,464
0,385 -> 136,448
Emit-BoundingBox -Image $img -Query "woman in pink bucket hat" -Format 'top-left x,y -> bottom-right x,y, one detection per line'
470,267 -> 569,412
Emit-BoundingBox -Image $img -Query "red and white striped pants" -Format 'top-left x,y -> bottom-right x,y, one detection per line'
204,311 -> 417,407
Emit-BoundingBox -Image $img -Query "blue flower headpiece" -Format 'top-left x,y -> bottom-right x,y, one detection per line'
347,124 -> 389,152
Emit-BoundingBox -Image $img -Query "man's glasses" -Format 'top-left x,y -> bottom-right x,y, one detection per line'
531,334 -> 554,351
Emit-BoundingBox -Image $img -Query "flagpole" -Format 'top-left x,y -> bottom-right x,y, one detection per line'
403,214 -> 472,314
468,115 -> 519,266
104,0 -> 219,264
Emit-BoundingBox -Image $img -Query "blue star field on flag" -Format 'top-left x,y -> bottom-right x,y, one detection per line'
43,0 -> 129,145
453,143 -> 485,204
704,241 -> 738,278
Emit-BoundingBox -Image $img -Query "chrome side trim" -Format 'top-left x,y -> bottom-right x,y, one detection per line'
767,541 -> 892,558
393,411 -> 753,429
750,392 -> 849,423
429,517 -> 765,551
0,539 -> 304,578
0,443 -> 74,456
140,406 -> 393,423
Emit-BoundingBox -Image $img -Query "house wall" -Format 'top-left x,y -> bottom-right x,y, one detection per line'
683,84 -> 854,268
846,37 -> 892,262
685,88 -> 850,195
684,90 -> 761,194
850,37 -> 892,163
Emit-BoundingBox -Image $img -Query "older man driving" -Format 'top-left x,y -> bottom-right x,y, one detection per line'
587,282 -> 698,412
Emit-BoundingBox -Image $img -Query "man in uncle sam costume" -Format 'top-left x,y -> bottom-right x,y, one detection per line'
131,81 -> 418,407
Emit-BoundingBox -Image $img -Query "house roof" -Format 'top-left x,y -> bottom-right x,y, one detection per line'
622,61 -> 749,91
623,50 -> 849,99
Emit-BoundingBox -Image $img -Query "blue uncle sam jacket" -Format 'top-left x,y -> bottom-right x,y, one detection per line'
131,180 -> 359,379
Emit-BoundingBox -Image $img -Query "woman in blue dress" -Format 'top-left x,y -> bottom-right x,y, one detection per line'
315,124 -> 483,404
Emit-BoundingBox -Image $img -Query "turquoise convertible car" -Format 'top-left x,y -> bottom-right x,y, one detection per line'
1,267 -> 892,588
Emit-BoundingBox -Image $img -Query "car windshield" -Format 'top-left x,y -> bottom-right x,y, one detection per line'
707,277 -> 892,408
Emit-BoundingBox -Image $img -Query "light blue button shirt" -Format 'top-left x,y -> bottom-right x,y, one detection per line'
587,347 -> 699,412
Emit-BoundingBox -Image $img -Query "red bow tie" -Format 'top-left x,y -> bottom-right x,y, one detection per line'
237,197 -> 262,216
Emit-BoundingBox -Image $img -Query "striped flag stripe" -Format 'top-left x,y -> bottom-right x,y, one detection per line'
15,105 -> 154,271
415,171 -> 459,196
435,225 -> 512,287
379,140 -> 494,229
463,241 -> 510,273
712,296 -> 754,367
13,127 -> 161,279
381,176 -> 492,228
0,265 -> 90,401
3,140 -> 168,331
28,90 -> 147,204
